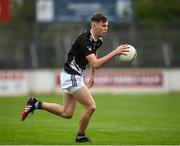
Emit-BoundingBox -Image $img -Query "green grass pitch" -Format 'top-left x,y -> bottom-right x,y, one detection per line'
0,93 -> 179,145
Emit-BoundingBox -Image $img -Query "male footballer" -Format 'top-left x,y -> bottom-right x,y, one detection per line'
21,12 -> 129,143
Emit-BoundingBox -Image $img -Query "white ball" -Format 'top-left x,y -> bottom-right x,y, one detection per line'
118,45 -> 137,63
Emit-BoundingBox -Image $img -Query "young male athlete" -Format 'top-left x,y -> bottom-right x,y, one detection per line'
21,12 -> 129,143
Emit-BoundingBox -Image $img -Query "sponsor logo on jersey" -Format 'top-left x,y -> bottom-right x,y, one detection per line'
87,46 -> 92,51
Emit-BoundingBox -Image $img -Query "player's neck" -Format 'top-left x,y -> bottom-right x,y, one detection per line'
90,29 -> 99,41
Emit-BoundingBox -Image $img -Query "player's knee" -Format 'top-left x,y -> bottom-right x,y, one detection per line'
63,113 -> 73,119
66,115 -> 73,119
91,107 -> 96,114
87,104 -> 96,114
91,104 -> 96,113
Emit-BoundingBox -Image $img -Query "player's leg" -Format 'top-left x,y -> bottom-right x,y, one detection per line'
21,92 -> 77,121
72,85 -> 96,143
42,92 -> 77,119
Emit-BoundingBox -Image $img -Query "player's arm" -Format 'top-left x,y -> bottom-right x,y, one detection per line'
87,50 -> 98,88
87,65 -> 96,88
90,64 -> 96,77
86,44 -> 129,69
89,49 -> 98,76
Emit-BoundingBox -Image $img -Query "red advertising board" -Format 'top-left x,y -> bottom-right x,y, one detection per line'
91,71 -> 163,87
56,70 -> 163,88
0,71 -> 29,96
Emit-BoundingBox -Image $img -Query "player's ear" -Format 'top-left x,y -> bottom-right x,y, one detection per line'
91,21 -> 97,29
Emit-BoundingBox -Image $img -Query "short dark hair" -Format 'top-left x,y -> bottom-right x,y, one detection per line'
91,12 -> 107,23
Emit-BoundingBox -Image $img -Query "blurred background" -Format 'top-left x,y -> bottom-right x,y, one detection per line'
0,0 -> 180,69
0,0 -> 180,95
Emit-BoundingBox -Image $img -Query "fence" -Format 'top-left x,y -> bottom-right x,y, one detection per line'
0,21 -> 180,69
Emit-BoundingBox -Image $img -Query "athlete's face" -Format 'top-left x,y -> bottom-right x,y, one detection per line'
93,21 -> 108,38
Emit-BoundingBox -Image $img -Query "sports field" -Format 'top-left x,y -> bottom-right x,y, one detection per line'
0,93 -> 179,145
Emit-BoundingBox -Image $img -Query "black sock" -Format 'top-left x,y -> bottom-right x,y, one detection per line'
77,133 -> 85,139
34,101 -> 42,109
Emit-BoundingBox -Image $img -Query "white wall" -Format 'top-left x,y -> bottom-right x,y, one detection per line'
29,69 -> 56,94
168,69 -> 180,92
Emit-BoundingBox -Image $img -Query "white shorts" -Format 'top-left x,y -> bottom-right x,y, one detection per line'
60,71 -> 85,94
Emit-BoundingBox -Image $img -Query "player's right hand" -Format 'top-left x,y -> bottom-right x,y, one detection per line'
114,44 -> 129,56
86,75 -> 95,89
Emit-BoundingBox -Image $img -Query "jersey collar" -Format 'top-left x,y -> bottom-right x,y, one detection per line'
90,30 -> 98,42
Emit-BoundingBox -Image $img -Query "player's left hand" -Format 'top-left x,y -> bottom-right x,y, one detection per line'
87,76 -> 94,88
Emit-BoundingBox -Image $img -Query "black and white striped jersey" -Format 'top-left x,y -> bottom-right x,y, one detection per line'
64,30 -> 103,76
